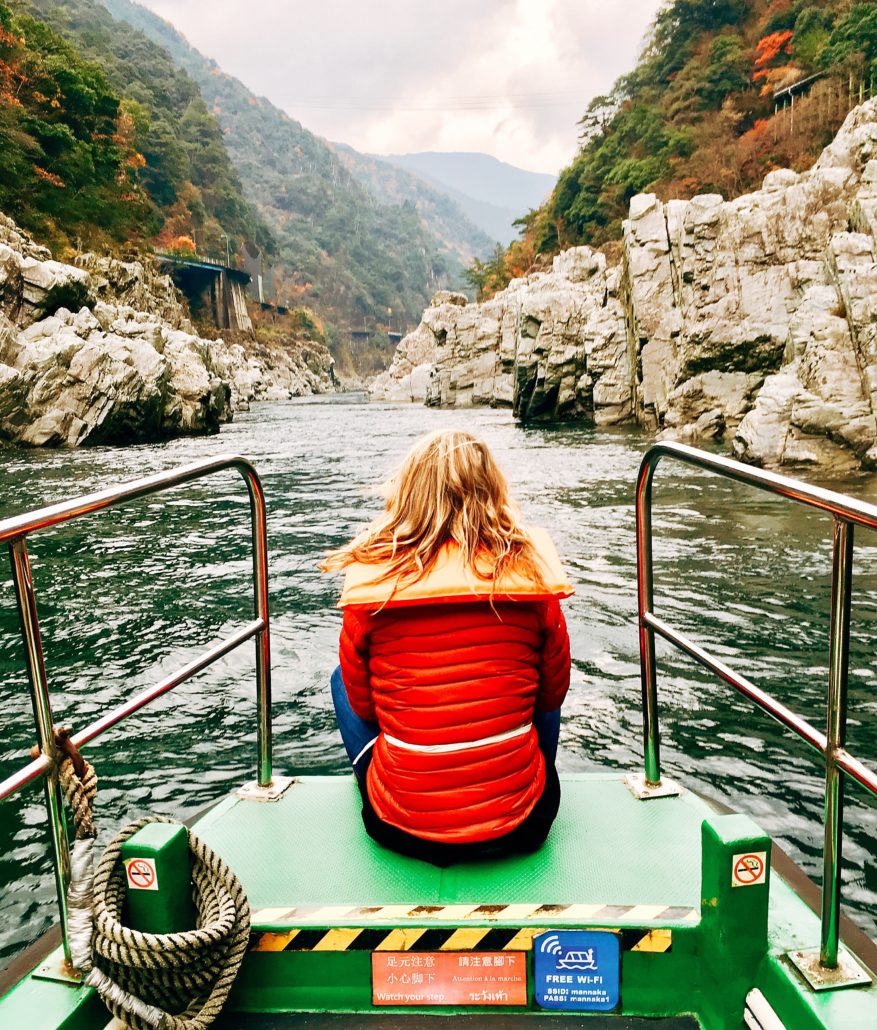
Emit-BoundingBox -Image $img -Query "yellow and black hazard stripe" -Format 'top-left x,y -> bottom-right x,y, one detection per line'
250,902 -> 698,926
251,925 -> 675,954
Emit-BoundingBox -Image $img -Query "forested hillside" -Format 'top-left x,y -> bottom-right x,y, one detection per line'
2,0 -> 266,254
330,143 -> 495,268
0,0 -> 486,331
102,0 -> 462,327
474,0 -> 877,298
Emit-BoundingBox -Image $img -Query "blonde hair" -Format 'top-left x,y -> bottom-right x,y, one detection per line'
321,428 -> 547,592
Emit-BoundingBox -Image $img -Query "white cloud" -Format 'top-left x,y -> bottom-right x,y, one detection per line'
136,0 -> 662,174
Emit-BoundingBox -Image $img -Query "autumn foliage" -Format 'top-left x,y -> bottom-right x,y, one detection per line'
0,1 -> 152,246
165,234 -> 197,255
755,29 -> 794,69
0,0 -> 272,259
472,0 -> 877,298
753,30 -> 796,94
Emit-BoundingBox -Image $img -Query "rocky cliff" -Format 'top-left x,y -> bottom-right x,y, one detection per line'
0,214 -> 337,447
377,101 -> 877,473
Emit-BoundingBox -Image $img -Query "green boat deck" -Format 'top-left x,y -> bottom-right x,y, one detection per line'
3,772 -> 877,1028
196,774 -> 702,922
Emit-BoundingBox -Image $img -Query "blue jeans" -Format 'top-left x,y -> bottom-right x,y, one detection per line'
330,665 -> 561,786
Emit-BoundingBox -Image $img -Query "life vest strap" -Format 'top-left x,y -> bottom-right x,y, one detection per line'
382,722 -> 531,755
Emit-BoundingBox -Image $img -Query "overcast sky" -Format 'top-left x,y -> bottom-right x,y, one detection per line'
136,0 -> 664,175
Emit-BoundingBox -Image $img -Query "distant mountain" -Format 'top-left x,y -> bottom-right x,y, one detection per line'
383,153 -> 556,245
330,144 -> 496,266
408,181 -> 521,249
100,0 -> 462,327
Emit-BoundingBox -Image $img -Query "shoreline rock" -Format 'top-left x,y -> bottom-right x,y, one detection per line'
377,101 -> 877,474
0,215 -> 338,447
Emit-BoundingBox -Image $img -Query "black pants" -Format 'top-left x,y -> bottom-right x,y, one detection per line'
358,763 -> 561,867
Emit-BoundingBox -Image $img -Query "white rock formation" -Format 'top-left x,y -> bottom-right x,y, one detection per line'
1,305 -> 227,446
0,215 -> 337,447
374,253 -> 633,426
381,100 -> 877,472
369,293 -> 464,402
75,252 -> 193,330
211,335 -> 337,411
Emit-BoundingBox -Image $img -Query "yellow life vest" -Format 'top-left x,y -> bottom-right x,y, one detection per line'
338,526 -> 574,609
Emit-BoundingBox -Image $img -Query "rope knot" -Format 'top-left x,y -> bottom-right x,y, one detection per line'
55,726 -> 87,780
29,725 -> 87,778
55,727 -> 98,842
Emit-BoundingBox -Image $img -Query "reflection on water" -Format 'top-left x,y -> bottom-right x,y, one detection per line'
0,400 -> 875,960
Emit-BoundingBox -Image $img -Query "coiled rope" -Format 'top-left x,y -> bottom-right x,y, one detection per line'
50,730 -> 250,1030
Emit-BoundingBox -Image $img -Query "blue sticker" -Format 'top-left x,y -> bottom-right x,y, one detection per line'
533,930 -> 621,1011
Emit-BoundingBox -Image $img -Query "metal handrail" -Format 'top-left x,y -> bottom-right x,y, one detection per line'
636,441 -> 877,972
0,455 -> 273,965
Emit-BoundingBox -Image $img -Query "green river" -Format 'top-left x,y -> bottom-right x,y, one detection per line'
0,398 -> 875,961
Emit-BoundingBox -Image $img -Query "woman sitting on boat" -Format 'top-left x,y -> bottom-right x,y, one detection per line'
322,429 -> 572,866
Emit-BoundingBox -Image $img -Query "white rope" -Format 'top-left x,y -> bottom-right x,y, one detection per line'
57,749 -> 249,1030
89,816 -> 250,1030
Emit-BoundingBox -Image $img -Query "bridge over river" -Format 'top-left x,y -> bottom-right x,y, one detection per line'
156,253 -> 253,332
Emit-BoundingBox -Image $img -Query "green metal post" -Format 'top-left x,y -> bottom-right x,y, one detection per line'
700,814 -> 771,1026
121,823 -> 194,934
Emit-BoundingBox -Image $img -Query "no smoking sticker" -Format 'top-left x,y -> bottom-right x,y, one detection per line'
731,851 -> 766,887
125,857 -> 159,891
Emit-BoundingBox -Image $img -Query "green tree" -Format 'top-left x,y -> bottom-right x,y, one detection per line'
464,244 -> 508,300
547,102 -> 694,247
820,4 -> 877,79
641,0 -> 749,84
696,34 -> 749,108
140,115 -> 189,207
794,8 -> 834,67
19,0 -> 272,252
0,2 -> 153,243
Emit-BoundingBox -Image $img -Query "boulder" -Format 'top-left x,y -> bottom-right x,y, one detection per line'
370,320 -> 439,402
0,213 -> 339,447
0,306 -> 230,446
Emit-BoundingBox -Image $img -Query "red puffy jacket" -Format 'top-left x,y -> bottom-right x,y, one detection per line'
337,529 -> 572,844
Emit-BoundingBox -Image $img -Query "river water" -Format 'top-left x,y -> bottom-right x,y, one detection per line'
0,399 -> 875,961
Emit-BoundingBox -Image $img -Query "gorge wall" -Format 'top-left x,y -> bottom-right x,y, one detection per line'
374,101 -> 877,474
0,215 -> 337,447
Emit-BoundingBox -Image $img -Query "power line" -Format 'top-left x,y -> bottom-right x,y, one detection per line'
281,98 -> 585,112
274,89 -> 586,112
288,90 -> 585,100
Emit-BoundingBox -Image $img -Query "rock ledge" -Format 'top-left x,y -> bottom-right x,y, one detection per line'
376,101 -> 877,473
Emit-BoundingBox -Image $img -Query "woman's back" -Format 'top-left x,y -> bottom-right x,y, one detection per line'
323,428 -> 573,863
342,596 -> 569,843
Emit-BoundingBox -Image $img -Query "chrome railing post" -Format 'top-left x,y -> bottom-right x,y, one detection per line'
636,452 -> 662,785
8,539 -> 72,965
820,517 -> 854,968
243,466 -> 272,787
626,443 -> 876,984
0,455 -> 280,959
